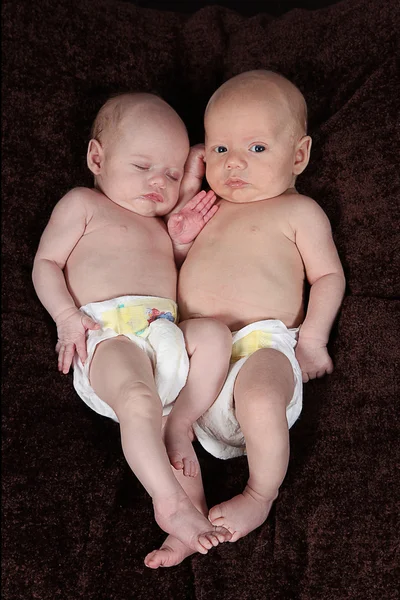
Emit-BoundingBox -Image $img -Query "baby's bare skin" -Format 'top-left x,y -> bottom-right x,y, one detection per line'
64,188 -> 177,308
179,190 -> 306,330
149,70 -> 345,566
32,93 -> 231,560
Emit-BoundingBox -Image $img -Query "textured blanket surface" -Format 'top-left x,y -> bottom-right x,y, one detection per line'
2,0 -> 399,598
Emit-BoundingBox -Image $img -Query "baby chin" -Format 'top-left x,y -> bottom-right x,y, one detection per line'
219,184 -> 255,203
129,195 -> 170,217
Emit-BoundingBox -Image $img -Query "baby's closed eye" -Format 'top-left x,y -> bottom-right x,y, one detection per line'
167,171 -> 181,182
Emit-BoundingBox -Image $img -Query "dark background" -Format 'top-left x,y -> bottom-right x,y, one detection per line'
132,0 -> 343,16
2,0 -> 399,598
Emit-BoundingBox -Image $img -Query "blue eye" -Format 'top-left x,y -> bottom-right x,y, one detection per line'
250,145 -> 266,153
214,146 -> 227,153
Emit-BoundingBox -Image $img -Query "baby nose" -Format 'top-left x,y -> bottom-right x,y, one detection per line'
149,171 -> 166,188
225,152 -> 246,169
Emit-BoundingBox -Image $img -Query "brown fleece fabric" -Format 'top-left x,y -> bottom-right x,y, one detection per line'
2,0 -> 399,598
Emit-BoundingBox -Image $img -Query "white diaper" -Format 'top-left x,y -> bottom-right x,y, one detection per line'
192,319 -> 303,459
73,296 -> 189,422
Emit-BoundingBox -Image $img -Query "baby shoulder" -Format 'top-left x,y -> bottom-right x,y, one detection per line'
288,194 -> 331,230
58,186 -> 99,208
52,187 -> 100,219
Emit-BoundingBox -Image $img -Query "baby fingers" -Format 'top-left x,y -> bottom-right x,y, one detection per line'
198,191 -> 217,214
57,344 -> 75,374
75,339 -> 88,367
187,190 -> 216,213
203,204 -> 219,223
316,369 -> 327,378
185,190 -> 207,209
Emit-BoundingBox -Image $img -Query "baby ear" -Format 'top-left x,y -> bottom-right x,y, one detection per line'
293,135 -> 312,175
87,139 -> 104,175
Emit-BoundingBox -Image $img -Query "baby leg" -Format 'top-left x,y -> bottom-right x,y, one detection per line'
89,336 -> 231,553
164,318 -> 232,477
209,348 -> 294,542
145,433 -> 209,569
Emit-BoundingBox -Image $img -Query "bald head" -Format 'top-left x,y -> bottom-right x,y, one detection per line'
205,70 -> 308,136
91,92 -> 188,144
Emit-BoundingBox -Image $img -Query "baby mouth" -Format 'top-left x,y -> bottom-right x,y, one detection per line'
141,193 -> 164,202
225,178 -> 248,188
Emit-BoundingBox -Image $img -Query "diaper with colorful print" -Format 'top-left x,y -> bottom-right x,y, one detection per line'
73,296 -> 189,422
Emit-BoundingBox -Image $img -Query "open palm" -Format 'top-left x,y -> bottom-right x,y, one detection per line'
168,190 -> 218,245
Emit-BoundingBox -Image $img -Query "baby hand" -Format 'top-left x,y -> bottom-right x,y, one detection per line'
55,307 -> 100,374
168,190 -> 218,245
295,337 -> 334,383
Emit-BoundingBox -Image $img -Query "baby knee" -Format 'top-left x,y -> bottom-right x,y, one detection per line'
180,317 -> 232,358
237,384 -> 288,413
117,380 -> 161,420
206,318 -> 231,347
196,317 -> 231,345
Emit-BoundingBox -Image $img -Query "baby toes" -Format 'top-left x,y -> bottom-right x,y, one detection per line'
167,451 -> 184,471
213,526 -> 232,543
208,504 -> 224,524
182,458 -> 198,478
198,533 -> 213,551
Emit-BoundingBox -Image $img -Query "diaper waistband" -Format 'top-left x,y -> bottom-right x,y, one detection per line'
80,296 -> 178,336
231,320 -> 299,363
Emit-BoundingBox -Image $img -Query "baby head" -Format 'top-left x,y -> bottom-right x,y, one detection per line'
204,70 -> 311,203
87,92 -> 190,217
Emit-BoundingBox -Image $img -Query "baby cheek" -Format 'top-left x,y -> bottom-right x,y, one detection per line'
205,161 -> 219,180
168,188 -> 180,206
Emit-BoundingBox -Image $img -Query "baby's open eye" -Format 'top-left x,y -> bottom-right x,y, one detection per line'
214,146 -> 227,153
249,145 -> 266,153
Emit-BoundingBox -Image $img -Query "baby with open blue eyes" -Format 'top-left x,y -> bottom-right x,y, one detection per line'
32,92 -> 233,560
146,70 -> 345,568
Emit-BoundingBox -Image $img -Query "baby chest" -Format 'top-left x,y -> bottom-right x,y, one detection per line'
86,211 -> 170,252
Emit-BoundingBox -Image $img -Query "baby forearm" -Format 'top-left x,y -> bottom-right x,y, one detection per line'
32,258 -> 78,323
300,272 -> 346,343
172,241 -> 193,269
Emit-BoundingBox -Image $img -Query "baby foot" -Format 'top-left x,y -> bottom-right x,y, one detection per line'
144,535 -> 194,569
208,485 -> 276,542
153,492 -> 232,553
164,417 -> 199,477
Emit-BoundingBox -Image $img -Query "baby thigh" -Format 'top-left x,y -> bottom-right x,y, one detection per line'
89,336 -> 167,496
89,335 -> 161,423
233,348 -> 294,499
176,318 -> 232,416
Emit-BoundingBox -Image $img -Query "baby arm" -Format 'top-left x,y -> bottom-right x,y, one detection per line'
292,198 -> 346,382
168,190 -> 217,266
169,143 -> 206,216
32,188 -> 100,374
165,144 -> 218,266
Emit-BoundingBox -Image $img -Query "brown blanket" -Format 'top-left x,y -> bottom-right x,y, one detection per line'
2,0 -> 399,598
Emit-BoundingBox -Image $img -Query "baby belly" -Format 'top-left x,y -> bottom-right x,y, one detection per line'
65,259 -> 177,307
178,267 -> 304,330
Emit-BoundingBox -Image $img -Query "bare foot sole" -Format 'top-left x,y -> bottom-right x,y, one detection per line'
144,535 -> 194,569
154,493 -> 232,553
208,485 -> 275,542
164,419 -> 199,477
